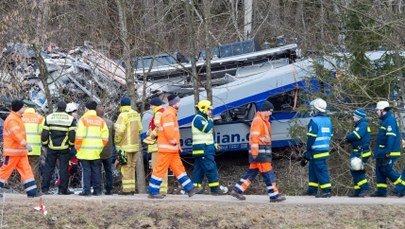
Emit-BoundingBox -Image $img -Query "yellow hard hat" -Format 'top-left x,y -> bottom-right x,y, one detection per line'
197,100 -> 212,113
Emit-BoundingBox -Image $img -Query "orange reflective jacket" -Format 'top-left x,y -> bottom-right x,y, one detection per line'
249,112 -> 271,159
3,111 -> 28,156
157,106 -> 180,153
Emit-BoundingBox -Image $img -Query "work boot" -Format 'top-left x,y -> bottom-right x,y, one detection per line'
58,190 -> 74,195
230,190 -> 246,200
270,195 -> 286,203
370,192 -> 387,197
148,193 -> 165,199
302,190 -> 317,196
358,189 -> 369,197
79,192 -> 91,197
42,190 -> 54,195
347,192 -> 360,198
188,187 -> 203,197
315,192 -> 331,198
210,188 -> 227,196
27,192 -> 43,198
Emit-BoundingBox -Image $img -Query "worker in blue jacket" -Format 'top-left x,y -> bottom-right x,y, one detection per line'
301,98 -> 333,198
345,109 -> 371,197
191,100 -> 226,195
371,101 -> 405,197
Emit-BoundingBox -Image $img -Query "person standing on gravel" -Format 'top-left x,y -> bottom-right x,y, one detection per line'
22,105 -> 44,189
230,100 -> 286,202
190,100 -> 227,195
114,96 -> 143,195
301,98 -> 333,198
41,101 -> 76,195
75,101 -> 109,196
345,109 -> 371,197
143,97 -> 169,196
147,95 -> 201,199
371,101 -> 405,197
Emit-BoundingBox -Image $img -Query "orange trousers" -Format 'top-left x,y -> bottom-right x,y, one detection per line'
152,152 -> 186,178
0,155 -> 37,194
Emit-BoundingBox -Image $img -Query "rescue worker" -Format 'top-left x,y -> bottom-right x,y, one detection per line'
22,106 -> 44,188
75,101 -> 109,196
371,101 -> 405,197
230,101 -> 286,202
345,109 -> 371,197
191,100 -> 226,195
0,99 -> 40,197
147,95 -> 201,199
96,105 -> 114,195
114,96 -> 142,195
41,101 -> 76,195
301,98 -> 333,198
143,97 -> 168,195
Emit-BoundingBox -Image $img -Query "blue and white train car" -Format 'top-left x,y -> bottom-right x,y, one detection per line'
176,59 -> 315,154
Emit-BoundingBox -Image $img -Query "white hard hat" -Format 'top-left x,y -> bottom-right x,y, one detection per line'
310,98 -> 327,113
66,102 -> 79,113
350,157 -> 364,171
376,101 -> 390,110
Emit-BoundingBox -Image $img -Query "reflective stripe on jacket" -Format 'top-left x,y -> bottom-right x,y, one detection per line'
157,106 -> 180,153
147,106 -> 164,153
41,112 -> 76,150
310,116 -> 332,152
192,112 -> 214,156
345,118 -> 371,158
75,110 -> 109,160
3,111 -> 28,156
374,111 -> 401,159
22,108 -> 44,156
248,112 -> 272,163
114,106 -> 142,153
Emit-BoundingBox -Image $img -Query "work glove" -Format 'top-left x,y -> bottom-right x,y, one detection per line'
300,157 -> 308,167
26,144 -> 32,152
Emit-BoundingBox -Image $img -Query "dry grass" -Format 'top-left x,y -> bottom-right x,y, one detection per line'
1,197 -> 405,229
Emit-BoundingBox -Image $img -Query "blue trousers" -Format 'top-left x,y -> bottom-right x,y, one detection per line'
307,159 -> 331,194
191,153 -> 220,191
350,153 -> 369,194
80,159 -> 102,194
375,158 -> 404,194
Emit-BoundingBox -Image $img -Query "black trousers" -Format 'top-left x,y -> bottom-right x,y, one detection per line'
41,148 -> 70,193
101,156 -> 113,192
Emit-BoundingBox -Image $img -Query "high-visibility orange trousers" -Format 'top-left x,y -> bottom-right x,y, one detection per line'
0,155 -> 38,196
148,151 -> 194,195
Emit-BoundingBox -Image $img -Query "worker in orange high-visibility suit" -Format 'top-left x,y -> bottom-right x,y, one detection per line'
22,107 -> 44,188
230,101 -> 286,202
0,100 -> 41,197
147,95 -> 201,199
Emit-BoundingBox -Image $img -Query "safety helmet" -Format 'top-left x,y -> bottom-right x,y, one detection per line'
376,101 -> 390,110
197,100 -> 212,113
66,102 -> 79,113
350,157 -> 364,171
310,98 -> 327,113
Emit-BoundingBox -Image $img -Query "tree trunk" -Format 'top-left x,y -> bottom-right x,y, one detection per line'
203,0 -> 213,102
33,0 -> 52,112
116,0 -> 146,193
185,0 -> 199,107
244,0 -> 253,39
